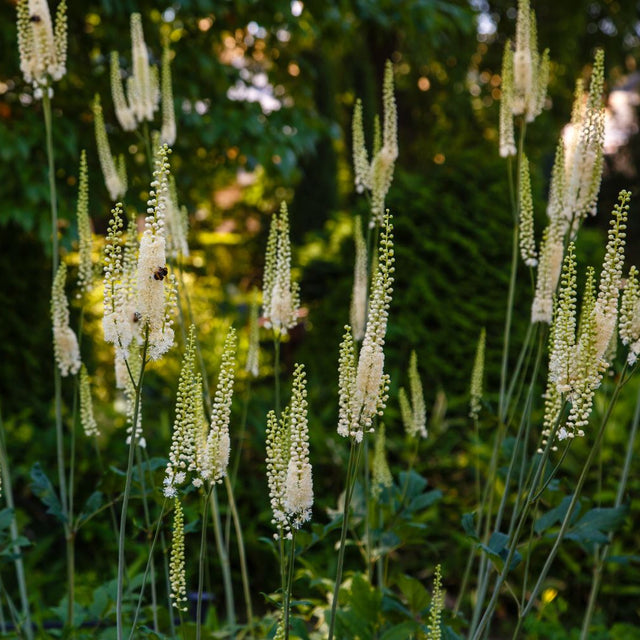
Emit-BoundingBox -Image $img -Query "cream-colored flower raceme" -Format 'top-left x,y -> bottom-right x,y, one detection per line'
110,51 -> 136,132
169,498 -> 188,612
17,0 -> 67,96
511,0 -> 549,123
499,40 -> 516,158
266,363 -> 313,537
531,216 -> 565,324
164,326 -> 199,498
350,216 -> 368,342
128,13 -> 159,123
199,327 -> 238,485
245,292 -> 260,377
352,99 -> 370,193
469,328 -> 486,421
372,423 -> 393,498
561,50 -> 605,232
51,262 -> 81,377
619,265 -> 640,364
399,350 -> 427,438
427,565 -> 445,640
75,150 -> 93,298
262,202 -> 300,334
93,94 -> 127,201
79,364 -> 99,437
160,43 -> 176,146
136,144 -> 177,361
518,154 -> 537,266
338,211 -> 394,441
165,175 -> 189,259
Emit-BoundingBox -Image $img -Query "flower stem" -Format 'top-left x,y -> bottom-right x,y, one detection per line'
283,528 -> 297,640
197,486 -> 213,640
116,332 -> 149,640
0,414 -> 33,640
328,439 -> 362,640
209,486 -> 236,630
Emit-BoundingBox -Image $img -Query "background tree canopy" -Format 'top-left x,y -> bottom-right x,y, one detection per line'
1,0 -> 640,633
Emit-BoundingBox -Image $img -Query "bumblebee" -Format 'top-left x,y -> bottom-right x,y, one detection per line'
153,266 -> 168,281
132,311 -> 141,323
30,14 -> 41,22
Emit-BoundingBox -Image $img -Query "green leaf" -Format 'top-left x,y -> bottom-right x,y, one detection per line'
534,496 -> 578,534
395,573 -> 431,613
380,621 -> 421,640
462,512 -> 478,541
30,463 -> 67,524
408,489 -> 443,511
479,531 -> 521,571
76,491 -> 104,527
398,470 -> 428,499
565,505 -> 629,547
0,508 -> 14,532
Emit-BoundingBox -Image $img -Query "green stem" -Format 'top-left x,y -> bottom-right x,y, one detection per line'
283,528 -> 297,640
274,336 -> 281,417
197,486 -> 213,640
116,333 -> 149,640
328,439 -> 362,640
363,434 -> 372,580
580,379 -> 640,639
135,448 -> 158,632
209,486 -> 236,629
129,499 -> 167,639
0,416 -> 33,640
224,475 -> 254,631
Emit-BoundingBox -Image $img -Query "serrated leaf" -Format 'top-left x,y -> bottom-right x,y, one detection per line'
534,496 -> 579,534
395,574 -> 430,613
30,463 -> 66,524
0,508 -> 14,531
76,491 -> 104,527
380,621 -> 421,640
462,512 -> 478,541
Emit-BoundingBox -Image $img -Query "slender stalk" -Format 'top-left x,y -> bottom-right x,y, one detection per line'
363,435 -> 372,580
129,499 -> 167,639
0,416 -> 33,640
283,529 -> 297,640
116,333 -> 149,640
135,448 -> 158,632
580,380 -> 640,639
328,439 -> 362,640
516,367 -> 628,632
197,486 -> 213,640
209,486 -> 236,629
224,474 -> 254,631
274,336 -> 281,417
470,416 -> 559,640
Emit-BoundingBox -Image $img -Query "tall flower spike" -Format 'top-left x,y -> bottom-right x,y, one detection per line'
93,95 -> 127,201
51,263 -> 81,377
169,499 -> 188,612
339,211 -> 394,441
165,175 -> 189,259
79,364 -> 99,437
164,326 -> 198,497
400,351 -> 427,438
245,292 -> 260,377
531,216 -> 565,324
262,202 -> 300,334
619,266 -> 640,364
136,144 -> 177,360
518,154 -> 537,266
75,150 -> 93,297
17,0 -> 67,96
110,51 -> 136,131
200,327 -> 238,484
469,328 -> 486,421
593,189 -> 630,364
562,50 -> 605,231
499,40 -> 516,158
160,42 -> 176,146
370,61 -> 399,226
372,423 -> 393,498
511,0 -> 549,123
350,216 -> 368,342
548,243 -> 577,394
266,363 -> 313,537
352,100 -> 370,193
427,565 -> 445,640
127,13 -> 159,123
